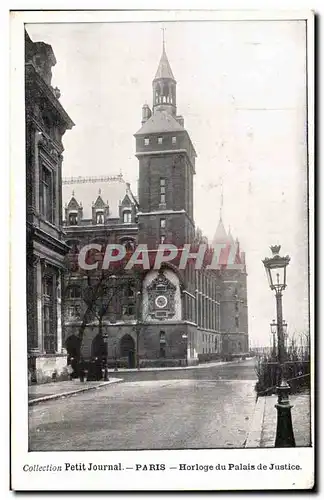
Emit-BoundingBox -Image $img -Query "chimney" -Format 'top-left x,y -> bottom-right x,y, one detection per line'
141,104 -> 152,125
176,115 -> 184,127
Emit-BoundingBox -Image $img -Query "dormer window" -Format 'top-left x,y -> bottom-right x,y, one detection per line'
96,211 -> 104,224
123,210 -> 132,223
144,137 -> 150,146
158,137 -> 163,145
172,136 -> 176,144
68,213 -> 78,225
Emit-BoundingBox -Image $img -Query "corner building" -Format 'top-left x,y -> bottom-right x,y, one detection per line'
25,31 -> 74,382
63,43 -> 249,367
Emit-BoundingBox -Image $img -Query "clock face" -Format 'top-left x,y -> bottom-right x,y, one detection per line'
155,295 -> 168,309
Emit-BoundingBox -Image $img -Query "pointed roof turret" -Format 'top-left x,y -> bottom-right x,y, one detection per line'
154,44 -> 176,81
227,226 -> 235,245
212,217 -> 228,246
152,36 -> 177,117
67,194 -> 80,210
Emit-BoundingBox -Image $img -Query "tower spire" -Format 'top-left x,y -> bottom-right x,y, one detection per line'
152,33 -> 177,116
161,26 -> 166,50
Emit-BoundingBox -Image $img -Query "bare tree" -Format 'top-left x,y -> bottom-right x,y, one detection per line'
63,247 -> 137,378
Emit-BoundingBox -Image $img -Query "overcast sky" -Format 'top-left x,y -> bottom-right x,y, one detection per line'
26,20 -> 309,346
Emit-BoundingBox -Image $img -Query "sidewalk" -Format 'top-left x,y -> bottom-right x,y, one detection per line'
28,378 -> 122,406
246,392 -> 311,448
28,358 -> 252,406
114,357 -> 251,372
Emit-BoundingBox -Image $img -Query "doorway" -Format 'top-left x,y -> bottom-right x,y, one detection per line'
65,334 -> 81,378
120,334 -> 135,368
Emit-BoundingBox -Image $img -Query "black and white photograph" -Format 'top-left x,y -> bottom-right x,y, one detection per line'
10,7 -> 314,492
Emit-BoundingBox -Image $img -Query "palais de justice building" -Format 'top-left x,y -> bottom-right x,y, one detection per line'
62,43 -> 249,368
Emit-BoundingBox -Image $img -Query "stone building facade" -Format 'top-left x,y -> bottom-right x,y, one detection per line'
25,31 -> 74,382
62,43 -> 249,368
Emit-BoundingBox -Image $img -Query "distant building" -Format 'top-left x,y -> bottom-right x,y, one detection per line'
25,30 -> 74,382
211,219 -> 249,356
62,42 -> 248,368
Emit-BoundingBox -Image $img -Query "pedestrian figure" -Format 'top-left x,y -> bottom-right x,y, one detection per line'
67,359 -> 74,380
79,358 -> 86,382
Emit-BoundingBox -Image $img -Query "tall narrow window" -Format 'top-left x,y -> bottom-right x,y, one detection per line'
160,178 -> 166,204
42,275 -> 56,353
69,213 -> 77,225
123,210 -> 132,223
96,212 -> 104,224
160,218 -> 166,229
172,136 -> 176,144
144,137 -> 150,146
158,137 -> 163,144
41,166 -> 53,223
235,316 -> 239,328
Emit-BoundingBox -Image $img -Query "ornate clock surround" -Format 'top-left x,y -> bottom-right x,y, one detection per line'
147,271 -> 176,320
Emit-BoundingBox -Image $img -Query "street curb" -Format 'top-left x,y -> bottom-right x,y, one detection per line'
28,378 -> 123,406
245,396 -> 266,448
114,358 -> 251,373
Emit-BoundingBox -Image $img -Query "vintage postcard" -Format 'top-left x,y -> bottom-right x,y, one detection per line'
10,7 -> 314,492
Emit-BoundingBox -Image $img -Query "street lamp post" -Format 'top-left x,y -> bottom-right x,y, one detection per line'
270,320 -> 287,359
182,333 -> 188,365
270,319 -> 277,359
262,245 -> 295,447
135,289 -> 142,370
101,274 -> 117,382
283,320 -> 288,350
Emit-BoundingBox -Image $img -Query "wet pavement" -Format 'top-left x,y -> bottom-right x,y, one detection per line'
29,359 -> 257,451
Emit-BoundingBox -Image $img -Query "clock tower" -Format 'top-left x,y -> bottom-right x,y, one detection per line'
134,41 -> 197,250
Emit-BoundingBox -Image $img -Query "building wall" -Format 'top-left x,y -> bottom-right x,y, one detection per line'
60,42 -> 249,368
64,321 -> 198,366
25,31 -> 74,382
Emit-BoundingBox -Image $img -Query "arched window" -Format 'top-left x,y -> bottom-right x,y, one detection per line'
96,211 -> 104,224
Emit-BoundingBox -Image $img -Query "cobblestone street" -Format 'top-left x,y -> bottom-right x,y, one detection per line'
29,359 -> 257,451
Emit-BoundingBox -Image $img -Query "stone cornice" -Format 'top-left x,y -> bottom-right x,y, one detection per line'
31,225 -> 70,256
25,63 -> 74,130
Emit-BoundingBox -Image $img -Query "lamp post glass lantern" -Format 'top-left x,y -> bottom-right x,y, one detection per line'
262,245 -> 295,447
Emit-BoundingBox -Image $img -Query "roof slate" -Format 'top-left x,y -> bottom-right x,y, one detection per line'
62,176 -> 129,220
154,46 -> 176,81
135,110 -> 184,136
